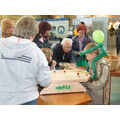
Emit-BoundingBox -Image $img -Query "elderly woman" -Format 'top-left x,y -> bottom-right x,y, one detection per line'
0,16 -> 51,105
72,24 -> 93,66
33,21 -> 52,48
1,18 -> 15,38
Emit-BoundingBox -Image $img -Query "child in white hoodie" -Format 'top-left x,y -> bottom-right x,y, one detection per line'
0,16 -> 51,105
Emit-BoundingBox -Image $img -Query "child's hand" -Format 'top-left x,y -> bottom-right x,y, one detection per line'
74,51 -> 80,56
70,63 -> 75,65
52,60 -> 56,67
70,63 -> 76,67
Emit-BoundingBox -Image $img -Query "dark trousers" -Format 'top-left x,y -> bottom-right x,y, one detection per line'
22,99 -> 37,105
116,37 -> 120,55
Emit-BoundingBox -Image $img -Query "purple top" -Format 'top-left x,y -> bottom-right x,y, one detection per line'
78,36 -> 84,51
39,36 -> 46,43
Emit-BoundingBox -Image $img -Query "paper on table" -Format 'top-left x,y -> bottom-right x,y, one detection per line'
40,81 -> 86,95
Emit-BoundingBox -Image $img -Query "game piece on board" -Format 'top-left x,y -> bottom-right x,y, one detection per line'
64,69 -> 66,72
77,72 -> 79,75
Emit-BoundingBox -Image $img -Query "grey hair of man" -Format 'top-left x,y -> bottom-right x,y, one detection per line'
14,16 -> 38,39
61,38 -> 73,47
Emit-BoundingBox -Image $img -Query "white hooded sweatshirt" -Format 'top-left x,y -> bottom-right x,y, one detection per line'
0,36 -> 51,105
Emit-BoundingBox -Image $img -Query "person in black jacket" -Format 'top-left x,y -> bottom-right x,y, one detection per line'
115,24 -> 120,55
33,21 -> 52,48
51,38 -> 73,69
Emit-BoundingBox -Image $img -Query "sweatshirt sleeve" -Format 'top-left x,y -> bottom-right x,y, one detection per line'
36,49 -> 51,87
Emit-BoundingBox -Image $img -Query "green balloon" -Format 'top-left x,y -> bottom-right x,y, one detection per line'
92,30 -> 104,44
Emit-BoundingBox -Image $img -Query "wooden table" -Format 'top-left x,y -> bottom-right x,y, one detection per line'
109,70 -> 120,104
37,92 -> 92,105
110,70 -> 120,77
37,69 -> 92,105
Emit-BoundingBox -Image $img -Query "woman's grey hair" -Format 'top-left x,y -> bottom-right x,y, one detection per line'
14,16 -> 38,39
61,38 -> 73,46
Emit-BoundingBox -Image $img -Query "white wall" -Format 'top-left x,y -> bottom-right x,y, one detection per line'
48,20 -> 69,38
37,19 -> 69,39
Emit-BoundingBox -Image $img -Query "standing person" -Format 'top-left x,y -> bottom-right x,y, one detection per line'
115,24 -> 120,55
52,38 -> 73,69
0,16 -> 51,105
1,18 -> 15,38
82,43 -> 110,105
33,21 -> 52,48
109,25 -> 115,36
33,21 -> 56,68
73,21 -> 85,36
72,24 -> 93,66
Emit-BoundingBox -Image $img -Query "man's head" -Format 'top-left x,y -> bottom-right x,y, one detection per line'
84,43 -> 100,61
14,16 -> 38,40
61,38 -> 72,53
80,21 -> 85,25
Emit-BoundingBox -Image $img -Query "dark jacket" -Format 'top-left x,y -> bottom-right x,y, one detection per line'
52,42 -> 73,67
72,35 -> 93,52
33,33 -> 51,48
72,35 -> 93,65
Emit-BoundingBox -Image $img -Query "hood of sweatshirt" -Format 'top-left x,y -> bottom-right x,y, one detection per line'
0,36 -> 37,58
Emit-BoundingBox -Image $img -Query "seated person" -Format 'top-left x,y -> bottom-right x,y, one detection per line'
41,48 -> 56,69
51,38 -> 73,69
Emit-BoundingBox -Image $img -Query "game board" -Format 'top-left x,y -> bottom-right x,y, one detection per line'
51,69 -> 91,83
40,81 -> 86,95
